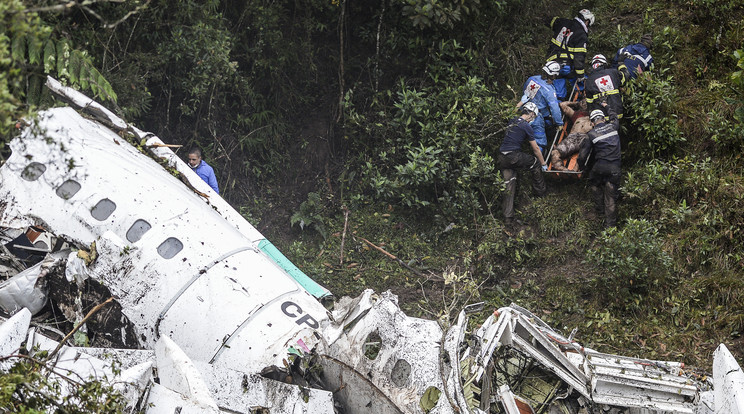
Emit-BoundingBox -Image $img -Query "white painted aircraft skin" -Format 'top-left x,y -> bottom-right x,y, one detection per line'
0,104 -> 328,375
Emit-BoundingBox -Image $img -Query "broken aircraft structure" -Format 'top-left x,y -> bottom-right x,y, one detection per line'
1,77 -> 742,413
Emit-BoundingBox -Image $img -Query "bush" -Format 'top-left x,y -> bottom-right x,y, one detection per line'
623,156 -> 744,271
624,73 -> 686,161
344,39 -> 511,223
585,219 -> 673,310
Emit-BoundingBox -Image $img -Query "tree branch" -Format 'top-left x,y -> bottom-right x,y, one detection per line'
46,297 -> 114,361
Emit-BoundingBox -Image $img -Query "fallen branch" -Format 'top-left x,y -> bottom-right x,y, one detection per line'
339,207 -> 350,265
46,297 -> 114,361
357,236 -> 441,281
147,143 -> 182,148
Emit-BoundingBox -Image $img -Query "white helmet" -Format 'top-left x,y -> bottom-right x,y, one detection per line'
579,9 -> 595,26
543,61 -> 561,77
591,54 -> 607,69
590,109 -> 605,121
523,102 -> 539,117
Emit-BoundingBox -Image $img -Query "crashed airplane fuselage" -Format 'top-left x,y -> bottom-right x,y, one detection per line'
0,78 -> 741,414
0,85 -> 328,376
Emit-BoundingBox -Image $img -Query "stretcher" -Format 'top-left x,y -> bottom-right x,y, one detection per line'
546,82 -> 583,177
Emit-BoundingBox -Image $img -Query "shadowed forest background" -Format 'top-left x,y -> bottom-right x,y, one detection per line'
2,0 -> 744,373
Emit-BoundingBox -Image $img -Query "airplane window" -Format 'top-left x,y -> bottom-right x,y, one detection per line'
126,219 -> 152,243
391,359 -> 411,387
363,331 -> 382,360
91,198 -> 117,221
21,162 -> 46,181
56,180 -> 81,199
157,237 -> 183,259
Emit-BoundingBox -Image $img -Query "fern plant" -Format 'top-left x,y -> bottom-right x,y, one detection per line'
10,34 -> 117,106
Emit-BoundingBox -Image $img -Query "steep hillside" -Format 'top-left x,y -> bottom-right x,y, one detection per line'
2,0 -> 743,371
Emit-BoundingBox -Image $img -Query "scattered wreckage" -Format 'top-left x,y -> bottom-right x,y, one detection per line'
1,77 -> 742,413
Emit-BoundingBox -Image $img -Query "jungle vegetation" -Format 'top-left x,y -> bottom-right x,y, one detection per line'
1,1 -> 743,405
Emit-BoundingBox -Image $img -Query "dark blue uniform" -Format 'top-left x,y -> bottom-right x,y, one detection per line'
578,107 -> 621,227
612,43 -> 653,79
498,117 -> 546,222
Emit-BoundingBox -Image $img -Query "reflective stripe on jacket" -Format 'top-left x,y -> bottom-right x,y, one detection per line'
546,17 -> 588,76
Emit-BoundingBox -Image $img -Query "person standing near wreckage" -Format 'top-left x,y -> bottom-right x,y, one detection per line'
187,147 -> 220,194
578,103 -> 621,228
499,102 -> 547,228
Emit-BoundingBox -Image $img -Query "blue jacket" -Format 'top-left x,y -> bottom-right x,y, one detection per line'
192,160 -> 219,194
520,75 -> 564,127
612,43 -> 653,79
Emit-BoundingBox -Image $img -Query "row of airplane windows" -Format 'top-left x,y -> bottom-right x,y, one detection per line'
21,161 -> 183,259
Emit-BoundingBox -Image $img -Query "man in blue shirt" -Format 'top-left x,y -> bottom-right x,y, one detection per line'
187,148 -> 219,194
518,61 -> 565,153
612,34 -> 654,79
499,102 -> 548,226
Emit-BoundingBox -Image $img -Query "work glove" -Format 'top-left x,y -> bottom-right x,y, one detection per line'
542,165 -> 548,172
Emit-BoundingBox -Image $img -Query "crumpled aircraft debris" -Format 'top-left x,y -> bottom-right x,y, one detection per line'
1,77 -> 742,413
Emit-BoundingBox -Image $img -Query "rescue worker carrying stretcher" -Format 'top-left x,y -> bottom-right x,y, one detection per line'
546,9 -> 594,101
585,54 -> 629,118
612,33 -> 654,79
499,102 -> 547,228
517,61 -> 564,153
578,103 -> 622,228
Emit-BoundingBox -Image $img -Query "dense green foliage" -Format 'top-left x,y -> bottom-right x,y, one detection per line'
1,2 -> 744,408
0,353 -> 126,412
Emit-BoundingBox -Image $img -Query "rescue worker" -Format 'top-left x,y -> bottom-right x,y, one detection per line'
585,54 -> 628,118
550,99 -> 591,171
517,61 -> 564,153
577,103 -> 621,228
612,33 -> 654,79
546,9 -> 594,101
499,102 -> 548,227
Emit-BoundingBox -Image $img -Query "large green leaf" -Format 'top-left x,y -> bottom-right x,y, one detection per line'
419,386 -> 441,413
43,39 -> 56,73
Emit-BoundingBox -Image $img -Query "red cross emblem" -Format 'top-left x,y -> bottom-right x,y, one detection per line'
530,84 -> 537,90
595,75 -> 614,92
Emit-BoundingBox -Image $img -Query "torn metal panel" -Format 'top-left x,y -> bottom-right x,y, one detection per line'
443,303 -> 488,413
0,250 -> 67,315
144,384 -> 220,414
154,336 -> 220,412
194,361 -> 336,413
321,290 -> 455,413
0,261 -> 48,314
0,308 -> 31,371
510,313 -> 590,396
714,344 -> 744,414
